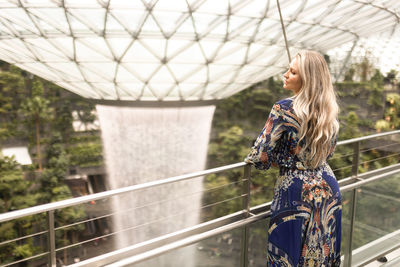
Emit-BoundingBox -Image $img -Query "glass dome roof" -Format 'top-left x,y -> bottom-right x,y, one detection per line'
0,0 -> 398,102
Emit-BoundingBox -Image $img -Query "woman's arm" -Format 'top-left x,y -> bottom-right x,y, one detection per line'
244,103 -> 287,170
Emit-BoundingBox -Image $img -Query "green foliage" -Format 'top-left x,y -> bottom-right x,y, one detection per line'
20,78 -> 53,123
68,142 -> 103,167
383,69 -> 398,85
0,157 -> 32,212
13,243 -> 35,259
208,126 -> 250,167
375,119 -> 390,132
358,56 -> 374,82
344,67 -> 355,82
0,61 -> 98,264
36,133 -> 86,248
339,111 -> 361,140
37,133 -> 71,202
383,93 -> 400,130
212,77 -> 288,131
346,104 -> 360,112
0,156 -> 38,263
335,81 -> 365,97
367,70 -> 384,108
0,69 -> 26,140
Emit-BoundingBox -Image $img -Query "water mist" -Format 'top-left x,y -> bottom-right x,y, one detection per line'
96,105 -> 215,266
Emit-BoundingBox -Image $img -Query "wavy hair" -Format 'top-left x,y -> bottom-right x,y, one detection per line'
292,50 -> 339,169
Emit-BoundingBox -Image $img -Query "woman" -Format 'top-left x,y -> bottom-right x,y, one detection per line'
245,50 -> 342,266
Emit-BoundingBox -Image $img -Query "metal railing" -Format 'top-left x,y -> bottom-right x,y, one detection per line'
0,130 -> 399,267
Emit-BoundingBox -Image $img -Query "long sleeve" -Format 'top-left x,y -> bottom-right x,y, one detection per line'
245,103 -> 287,170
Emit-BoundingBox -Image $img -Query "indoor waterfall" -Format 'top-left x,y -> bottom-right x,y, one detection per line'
96,105 -> 215,266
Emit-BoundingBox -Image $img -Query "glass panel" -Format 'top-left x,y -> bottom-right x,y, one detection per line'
153,0 -> 189,12
234,0 -> 267,17
147,81 -> 171,97
208,64 -> 235,83
127,218 -> 271,266
123,42 -> 160,63
68,82 -> 101,98
25,38 -> 69,62
172,13 -> 194,34
214,45 -> 248,65
353,173 -> 400,250
167,63 -> 199,81
109,9 -> 147,33
228,16 -> 251,34
179,83 -> 201,98
132,226 -> 243,266
141,14 -> 162,33
196,0 -> 229,14
108,0 -> 145,9
140,38 -> 167,60
75,39 -> 112,61
155,11 -> 190,35
63,0 -> 102,8
66,12 -> 96,34
182,66 -> 207,83
206,16 -> 227,36
123,63 -> 159,81
117,83 -> 142,98
0,0 -> 399,102
106,37 -> 133,59
115,65 -> 142,83
191,13 -> 220,35
104,13 -> 129,35
169,43 -> 206,64
0,8 -> 40,34
45,62 -> 81,80
340,190 -> 353,262
249,218 -> 270,266
235,66 -> 265,83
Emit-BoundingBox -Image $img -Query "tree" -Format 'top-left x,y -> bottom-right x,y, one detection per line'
0,156 -> 38,264
358,55 -> 374,82
344,67 -> 355,82
367,69 -> 385,108
20,79 -> 53,171
383,69 -> 398,86
36,133 -> 85,264
376,93 -> 400,132
0,65 -> 26,140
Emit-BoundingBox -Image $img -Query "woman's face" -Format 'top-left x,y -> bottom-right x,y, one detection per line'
283,58 -> 302,94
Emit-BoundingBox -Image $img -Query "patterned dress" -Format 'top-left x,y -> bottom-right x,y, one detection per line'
245,97 -> 342,267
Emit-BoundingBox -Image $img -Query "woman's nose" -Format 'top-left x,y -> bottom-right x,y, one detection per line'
283,71 -> 288,79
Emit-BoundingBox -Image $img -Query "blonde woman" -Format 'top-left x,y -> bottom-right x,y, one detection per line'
245,51 -> 341,266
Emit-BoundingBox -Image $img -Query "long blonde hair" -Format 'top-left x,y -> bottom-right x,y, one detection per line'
292,50 -> 339,169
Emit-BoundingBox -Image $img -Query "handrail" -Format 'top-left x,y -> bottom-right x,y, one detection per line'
70,165 -> 400,267
1,130 -> 398,224
0,162 -> 246,223
337,129 -> 400,145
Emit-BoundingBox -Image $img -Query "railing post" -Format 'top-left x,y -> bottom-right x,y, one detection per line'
345,141 -> 360,266
240,164 -> 251,267
351,141 -> 360,177
47,210 -> 56,267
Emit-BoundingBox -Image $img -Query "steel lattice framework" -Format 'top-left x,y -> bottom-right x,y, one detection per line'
0,0 -> 398,102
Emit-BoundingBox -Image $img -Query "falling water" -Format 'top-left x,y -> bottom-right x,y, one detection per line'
96,105 -> 215,266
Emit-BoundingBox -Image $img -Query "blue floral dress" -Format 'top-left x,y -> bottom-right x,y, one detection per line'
245,97 -> 342,267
